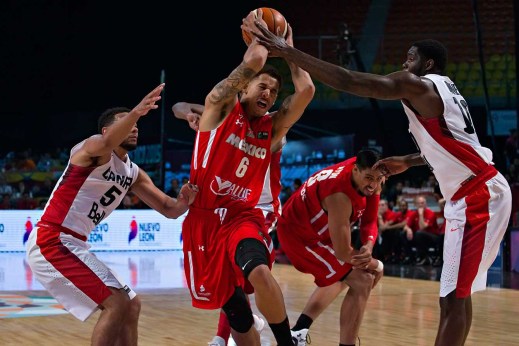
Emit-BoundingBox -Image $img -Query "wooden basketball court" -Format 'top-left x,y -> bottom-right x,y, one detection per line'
2,263 -> 518,345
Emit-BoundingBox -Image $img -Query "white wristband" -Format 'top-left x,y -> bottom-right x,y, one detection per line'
375,260 -> 384,272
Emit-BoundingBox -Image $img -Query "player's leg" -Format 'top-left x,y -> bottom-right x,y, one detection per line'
26,227 -> 139,346
221,287 -> 260,346
292,281 -> 346,331
93,288 -> 139,346
340,269 -> 375,345
236,237 -> 293,346
437,175 -> 511,346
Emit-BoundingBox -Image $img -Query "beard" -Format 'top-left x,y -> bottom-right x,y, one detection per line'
120,142 -> 137,151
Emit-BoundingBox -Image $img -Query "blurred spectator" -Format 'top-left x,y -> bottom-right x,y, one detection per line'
0,193 -> 14,209
386,181 -> 404,209
36,178 -> 54,197
14,181 -> 29,199
0,175 -> 13,195
15,192 -> 38,210
406,195 -> 440,265
378,198 -> 407,263
505,129 -> 518,168
166,178 -> 180,198
16,150 -> 36,171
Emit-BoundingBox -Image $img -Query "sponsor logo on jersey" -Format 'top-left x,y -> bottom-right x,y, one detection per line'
210,176 -> 252,202
225,133 -> 268,159
257,131 -> 269,139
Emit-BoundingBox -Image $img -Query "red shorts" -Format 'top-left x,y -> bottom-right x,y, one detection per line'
277,216 -> 352,287
182,207 -> 273,309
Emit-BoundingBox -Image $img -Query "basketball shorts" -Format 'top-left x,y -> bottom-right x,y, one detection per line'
26,225 -> 136,321
276,217 -> 352,287
182,207 -> 273,309
441,172 -> 511,298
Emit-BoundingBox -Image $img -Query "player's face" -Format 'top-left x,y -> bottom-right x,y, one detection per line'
352,166 -> 385,197
379,200 -> 388,213
402,46 -> 427,77
114,113 -> 139,151
243,74 -> 279,118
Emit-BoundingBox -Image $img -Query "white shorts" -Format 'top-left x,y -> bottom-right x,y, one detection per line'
26,226 -> 136,321
440,173 -> 511,298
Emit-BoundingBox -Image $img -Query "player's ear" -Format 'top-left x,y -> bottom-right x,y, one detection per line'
425,59 -> 434,71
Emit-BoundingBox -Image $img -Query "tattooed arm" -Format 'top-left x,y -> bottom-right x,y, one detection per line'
198,33 -> 269,132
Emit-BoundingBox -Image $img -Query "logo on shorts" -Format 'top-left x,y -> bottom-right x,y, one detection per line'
450,227 -> 460,232
123,285 -> 131,294
198,284 -> 211,297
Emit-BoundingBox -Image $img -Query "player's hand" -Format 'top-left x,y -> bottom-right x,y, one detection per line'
372,156 -> 410,178
241,11 -> 288,57
351,245 -> 372,269
186,112 -> 201,131
284,24 -> 293,48
131,83 -> 164,117
177,183 -> 198,206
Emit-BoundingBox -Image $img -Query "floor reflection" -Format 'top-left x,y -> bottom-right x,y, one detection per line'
1,251 -> 518,292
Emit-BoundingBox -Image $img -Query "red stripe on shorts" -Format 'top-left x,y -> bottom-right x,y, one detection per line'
36,229 -> 112,304
456,185 -> 490,298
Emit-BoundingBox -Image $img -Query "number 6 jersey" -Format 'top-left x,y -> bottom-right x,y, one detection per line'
38,145 -> 139,238
189,101 -> 272,211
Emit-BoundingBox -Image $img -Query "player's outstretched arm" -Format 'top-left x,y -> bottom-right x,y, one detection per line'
372,153 -> 425,177
131,169 -> 198,219
172,102 -> 204,131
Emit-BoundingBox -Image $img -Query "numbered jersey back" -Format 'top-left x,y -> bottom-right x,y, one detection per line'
402,74 -> 494,200
189,101 -> 272,210
40,152 -> 139,237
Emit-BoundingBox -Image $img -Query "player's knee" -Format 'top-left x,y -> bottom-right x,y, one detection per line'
235,238 -> 270,279
222,287 -> 254,333
345,270 -> 374,295
128,296 -> 141,321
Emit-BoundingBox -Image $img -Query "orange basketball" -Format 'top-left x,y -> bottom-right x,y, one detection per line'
242,7 -> 288,46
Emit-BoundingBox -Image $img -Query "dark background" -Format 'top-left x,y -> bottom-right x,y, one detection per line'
1,0 -> 272,153
1,0 -> 515,170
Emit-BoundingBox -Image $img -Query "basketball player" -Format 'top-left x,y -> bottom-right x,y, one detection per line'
242,21 -> 512,345
277,150 -> 385,346
173,102 -> 284,346
180,13 -> 314,346
25,84 -> 199,346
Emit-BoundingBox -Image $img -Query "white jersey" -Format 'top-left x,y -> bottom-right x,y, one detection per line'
402,74 -> 495,200
39,147 -> 139,238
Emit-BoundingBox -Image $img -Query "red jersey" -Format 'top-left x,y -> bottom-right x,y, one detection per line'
280,157 -> 377,243
190,102 -> 272,211
407,208 -> 440,235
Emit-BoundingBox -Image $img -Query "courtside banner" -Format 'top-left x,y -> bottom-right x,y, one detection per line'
0,210 -> 186,252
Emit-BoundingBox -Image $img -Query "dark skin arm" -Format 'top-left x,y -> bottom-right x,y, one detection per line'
241,16 -> 443,119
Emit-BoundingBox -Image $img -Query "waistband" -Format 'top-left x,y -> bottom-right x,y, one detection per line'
451,165 -> 498,201
36,221 -> 88,242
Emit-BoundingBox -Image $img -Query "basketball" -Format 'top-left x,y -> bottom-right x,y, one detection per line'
242,7 -> 288,46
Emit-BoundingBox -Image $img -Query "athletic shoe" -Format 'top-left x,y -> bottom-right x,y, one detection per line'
253,314 -> 265,333
291,328 -> 310,346
208,335 -> 225,346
